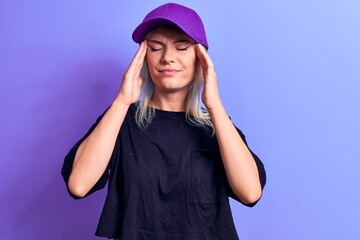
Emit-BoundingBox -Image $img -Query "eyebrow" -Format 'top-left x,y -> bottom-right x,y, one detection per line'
147,39 -> 193,45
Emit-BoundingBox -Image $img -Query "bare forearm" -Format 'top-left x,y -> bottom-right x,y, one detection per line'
67,42 -> 147,197
68,100 -> 129,197
209,104 -> 262,204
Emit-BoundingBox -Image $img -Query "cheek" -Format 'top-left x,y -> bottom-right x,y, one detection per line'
184,54 -> 197,74
145,54 -> 153,67
187,51 -> 197,67
146,54 -> 156,77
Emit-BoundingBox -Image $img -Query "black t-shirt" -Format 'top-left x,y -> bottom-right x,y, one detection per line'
61,104 -> 266,239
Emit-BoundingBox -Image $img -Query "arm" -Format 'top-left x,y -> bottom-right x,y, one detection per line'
196,44 -> 263,204
67,41 -> 147,198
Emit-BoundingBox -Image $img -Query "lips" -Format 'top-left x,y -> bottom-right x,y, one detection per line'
158,68 -> 180,76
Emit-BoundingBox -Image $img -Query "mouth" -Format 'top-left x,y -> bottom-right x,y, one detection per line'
158,69 -> 180,76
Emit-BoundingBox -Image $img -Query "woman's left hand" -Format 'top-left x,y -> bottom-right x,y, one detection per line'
195,44 -> 222,110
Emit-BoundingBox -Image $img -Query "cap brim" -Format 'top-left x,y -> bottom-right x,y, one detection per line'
132,18 -> 201,46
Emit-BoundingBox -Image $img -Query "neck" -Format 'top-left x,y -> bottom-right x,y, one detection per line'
150,89 -> 187,112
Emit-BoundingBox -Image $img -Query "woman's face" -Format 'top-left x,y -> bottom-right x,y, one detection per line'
145,27 -> 197,95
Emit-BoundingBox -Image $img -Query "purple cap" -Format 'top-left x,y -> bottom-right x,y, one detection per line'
132,3 -> 208,49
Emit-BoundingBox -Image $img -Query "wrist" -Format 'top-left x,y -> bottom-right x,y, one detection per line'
207,102 -> 226,117
205,98 -> 224,112
112,98 -> 132,110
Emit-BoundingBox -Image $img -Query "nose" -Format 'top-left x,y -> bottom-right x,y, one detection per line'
161,47 -> 175,64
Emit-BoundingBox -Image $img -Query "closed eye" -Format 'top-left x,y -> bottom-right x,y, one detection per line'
177,46 -> 190,51
149,46 -> 162,52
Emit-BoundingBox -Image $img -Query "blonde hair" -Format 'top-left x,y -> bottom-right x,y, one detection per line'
135,60 -> 214,132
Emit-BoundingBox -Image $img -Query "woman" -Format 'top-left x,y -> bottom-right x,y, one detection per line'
62,3 -> 266,239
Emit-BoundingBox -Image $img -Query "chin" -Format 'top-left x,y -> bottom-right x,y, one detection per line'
154,83 -> 189,94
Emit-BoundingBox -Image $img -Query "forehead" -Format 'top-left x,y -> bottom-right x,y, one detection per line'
146,26 -> 193,42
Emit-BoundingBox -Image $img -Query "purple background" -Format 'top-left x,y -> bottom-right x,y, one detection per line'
1,0 -> 359,239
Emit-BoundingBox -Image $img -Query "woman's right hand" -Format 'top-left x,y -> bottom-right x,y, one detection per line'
115,41 -> 147,106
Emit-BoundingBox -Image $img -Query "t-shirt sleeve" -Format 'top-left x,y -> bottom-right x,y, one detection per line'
225,126 -> 266,207
61,110 -> 112,199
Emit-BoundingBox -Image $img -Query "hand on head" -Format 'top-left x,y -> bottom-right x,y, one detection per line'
115,41 -> 148,106
195,44 -> 222,110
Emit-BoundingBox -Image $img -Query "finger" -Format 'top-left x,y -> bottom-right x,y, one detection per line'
195,44 -> 214,70
132,75 -> 144,94
133,58 -> 145,81
137,75 -> 144,88
128,41 -> 147,74
133,41 -> 147,73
